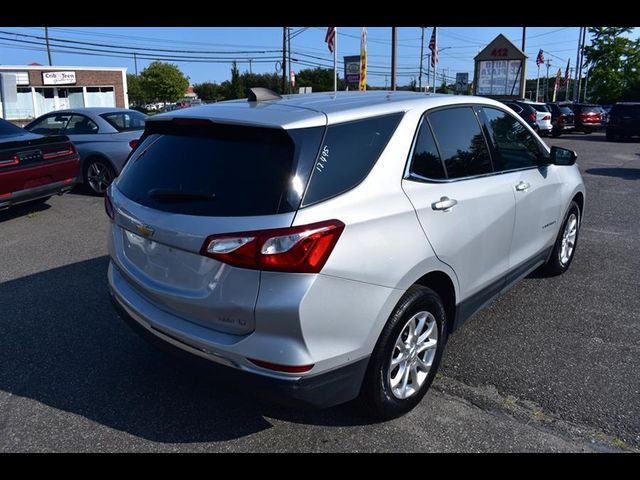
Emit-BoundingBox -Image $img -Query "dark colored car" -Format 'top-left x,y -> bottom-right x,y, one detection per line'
606,102 -> 640,141
569,104 -> 606,133
0,118 -> 79,211
501,100 -> 539,132
546,103 -> 576,137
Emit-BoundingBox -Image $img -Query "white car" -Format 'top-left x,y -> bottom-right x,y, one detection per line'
528,102 -> 553,136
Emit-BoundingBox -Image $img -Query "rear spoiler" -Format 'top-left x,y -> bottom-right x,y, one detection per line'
0,134 -> 72,152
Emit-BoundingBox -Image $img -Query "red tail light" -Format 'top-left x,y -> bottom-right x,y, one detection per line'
0,153 -> 19,168
529,112 -> 537,121
104,190 -> 115,221
558,114 -> 565,123
248,358 -> 314,373
543,114 -> 551,121
129,139 -> 140,150
42,142 -> 76,160
200,219 -> 345,273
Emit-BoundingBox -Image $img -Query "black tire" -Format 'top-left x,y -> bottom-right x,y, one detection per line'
83,157 -> 116,196
540,201 -> 581,276
583,130 -> 592,135
360,285 -> 447,419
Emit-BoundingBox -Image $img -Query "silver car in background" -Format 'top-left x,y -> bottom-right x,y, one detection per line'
106,91 -> 585,418
25,107 -> 147,194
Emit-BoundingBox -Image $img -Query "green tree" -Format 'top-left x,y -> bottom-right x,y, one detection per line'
296,67 -> 345,92
193,82 -> 224,103
583,27 -> 640,104
126,74 -> 150,106
139,61 -> 189,104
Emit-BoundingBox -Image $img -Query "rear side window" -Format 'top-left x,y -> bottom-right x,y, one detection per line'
101,111 -> 147,132
302,113 -> 403,206
65,115 -> 99,134
116,123 -> 324,217
409,119 -> 445,179
427,107 -> 492,179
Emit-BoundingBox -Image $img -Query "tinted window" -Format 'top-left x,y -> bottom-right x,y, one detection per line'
611,104 -> 640,118
302,113 -> 403,206
530,104 -> 549,113
428,107 -> 492,179
504,102 -> 522,113
65,115 -> 99,135
116,123 -> 324,217
101,111 -> 147,132
409,119 -> 445,179
26,114 -> 72,135
481,107 -> 542,171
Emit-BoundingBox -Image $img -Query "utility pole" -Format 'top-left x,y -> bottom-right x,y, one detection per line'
544,59 -> 551,102
133,52 -> 138,75
583,68 -> 590,102
44,27 -> 52,66
573,27 -> 583,101
576,27 -> 587,102
522,27 -> 527,51
281,27 -> 287,94
419,27 -> 424,92
249,59 -> 252,74
391,27 -> 397,90
287,27 -> 292,94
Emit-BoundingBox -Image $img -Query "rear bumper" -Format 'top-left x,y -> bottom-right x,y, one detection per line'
108,288 -> 370,410
0,177 -> 76,209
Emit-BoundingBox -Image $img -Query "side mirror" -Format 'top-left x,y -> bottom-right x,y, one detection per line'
550,146 -> 577,166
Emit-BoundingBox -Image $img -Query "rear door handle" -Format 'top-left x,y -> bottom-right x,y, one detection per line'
515,181 -> 530,192
431,196 -> 458,211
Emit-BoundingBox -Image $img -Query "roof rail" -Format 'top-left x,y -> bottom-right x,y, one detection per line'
248,88 -> 282,102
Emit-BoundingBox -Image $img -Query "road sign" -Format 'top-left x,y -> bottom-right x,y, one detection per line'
455,72 -> 469,93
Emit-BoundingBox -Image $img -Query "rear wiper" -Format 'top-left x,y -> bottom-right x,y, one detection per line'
148,189 -> 216,202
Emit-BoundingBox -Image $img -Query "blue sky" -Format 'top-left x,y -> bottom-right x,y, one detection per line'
0,27 -> 638,87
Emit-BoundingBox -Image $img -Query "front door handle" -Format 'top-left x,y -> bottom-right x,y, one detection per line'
515,181 -> 530,192
431,196 -> 458,211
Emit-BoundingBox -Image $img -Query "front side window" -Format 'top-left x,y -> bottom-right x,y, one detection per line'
427,107 -> 492,179
480,107 -> 543,171
409,119 -> 445,180
302,113 -> 403,206
26,114 -> 72,135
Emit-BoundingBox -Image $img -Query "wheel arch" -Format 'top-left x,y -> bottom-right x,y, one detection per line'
413,270 -> 457,336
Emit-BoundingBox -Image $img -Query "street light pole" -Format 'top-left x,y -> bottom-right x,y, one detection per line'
44,27 -> 52,66
419,27 -> 424,92
391,27 -> 397,90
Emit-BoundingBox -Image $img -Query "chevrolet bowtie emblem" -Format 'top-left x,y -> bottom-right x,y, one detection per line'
136,224 -> 155,237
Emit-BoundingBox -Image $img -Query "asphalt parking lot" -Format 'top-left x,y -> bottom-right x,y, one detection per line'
1,132 -> 638,452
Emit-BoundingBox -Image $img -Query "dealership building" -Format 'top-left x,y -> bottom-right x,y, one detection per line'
0,65 -> 129,124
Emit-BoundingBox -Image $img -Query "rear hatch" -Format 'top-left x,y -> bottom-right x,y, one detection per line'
557,106 -> 575,126
108,115 -> 326,335
610,104 -> 640,130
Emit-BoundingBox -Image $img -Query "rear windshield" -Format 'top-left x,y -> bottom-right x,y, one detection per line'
101,111 -> 147,132
611,105 -> 640,117
0,119 -> 27,137
116,122 -> 323,217
559,106 -> 573,115
530,104 -> 549,113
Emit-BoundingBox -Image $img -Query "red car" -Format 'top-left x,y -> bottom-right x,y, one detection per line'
0,118 -> 79,211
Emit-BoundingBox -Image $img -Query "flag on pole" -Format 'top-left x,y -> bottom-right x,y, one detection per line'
428,27 -> 438,68
536,49 -> 545,66
325,27 -> 336,53
564,58 -> 571,85
552,68 -> 562,102
359,27 -> 367,91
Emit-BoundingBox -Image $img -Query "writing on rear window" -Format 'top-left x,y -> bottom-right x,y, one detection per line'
316,145 -> 330,173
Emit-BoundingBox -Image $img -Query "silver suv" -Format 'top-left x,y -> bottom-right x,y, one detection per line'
106,91 -> 585,418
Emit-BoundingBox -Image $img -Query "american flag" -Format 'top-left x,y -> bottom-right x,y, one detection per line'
325,27 -> 336,53
428,27 -> 438,68
536,49 -> 544,66
564,58 -> 571,85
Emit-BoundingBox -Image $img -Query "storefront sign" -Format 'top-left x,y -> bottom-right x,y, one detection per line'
42,71 -> 77,85
343,56 -> 361,86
